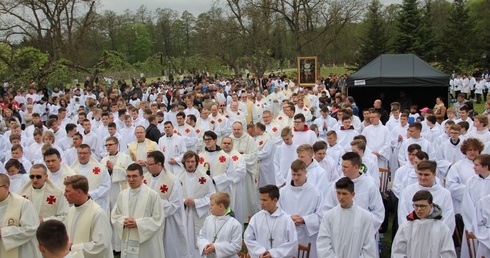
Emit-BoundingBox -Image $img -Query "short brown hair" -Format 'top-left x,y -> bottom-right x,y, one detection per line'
350,139 -> 366,152
474,154 -> 490,169
211,192 -> 231,209
416,160 -> 436,174
474,115 -> 488,126
64,175 -> 89,195
281,126 -> 292,137
290,159 -> 307,172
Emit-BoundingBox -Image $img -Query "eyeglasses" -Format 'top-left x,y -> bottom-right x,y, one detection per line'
104,143 -> 116,147
412,204 -> 430,210
29,175 -> 44,179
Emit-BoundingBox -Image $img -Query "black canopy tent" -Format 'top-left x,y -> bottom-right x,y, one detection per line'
346,54 -> 449,117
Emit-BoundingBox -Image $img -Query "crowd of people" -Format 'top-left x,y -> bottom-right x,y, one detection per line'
0,72 -> 489,258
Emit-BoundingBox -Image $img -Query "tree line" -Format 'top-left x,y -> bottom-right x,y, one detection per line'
0,0 -> 488,87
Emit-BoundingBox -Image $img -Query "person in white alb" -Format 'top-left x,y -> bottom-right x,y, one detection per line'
111,163 -> 165,258
18,164 -> 69,222
43,148 -> 77,190
70,144 -> 111,212
0,173 -> 42,258
158,121 -> 187,174
63,175 -> 113,258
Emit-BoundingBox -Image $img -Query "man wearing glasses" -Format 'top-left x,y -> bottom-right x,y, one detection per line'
0,173 -> 42,257
71,143 -> 111,213
392,190 -> 456,257
143,150 -> 188,258
18,164 -> 69,222
398,160 -> 455,233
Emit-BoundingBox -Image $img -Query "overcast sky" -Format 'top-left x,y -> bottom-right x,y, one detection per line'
101,0 -> 403,16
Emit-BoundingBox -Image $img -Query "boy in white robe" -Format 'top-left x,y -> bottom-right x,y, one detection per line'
435,124 -> 465,180
0,174 -> 42,258
291,113 -> 317,146
398,160 -> 455,233
323,152 -> 385,233
326,130 -> 344,170
63,175 -> 113,258
317,177 -> 377,258
197,192 -> 242,258
362,109 -> 392,169
446,138 -> 484,214
335,115 -> 359,151
244,185 -> 298,258
111,163 -> 165,258
177,151 -> 215,257
279,159 -> 323,258
144,151 -> 189,258
273,127 -> 298,187
392,190 -> 456,258
312,141 -> 339,184
398,122 -> 436,166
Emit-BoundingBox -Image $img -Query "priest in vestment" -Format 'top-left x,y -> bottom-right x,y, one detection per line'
279,160 -> 323,258
144,151 -> 189,258
220,137 -> 247,225
100,137 -> 133,253
111,163 -> 165,258
158,121 -> 186,174
175,112 -> 198,152
71,144 -> 111,212
126,126 -> 159,173
44,148 -> 76,190
18,164 -> 69,222
317,177 -> 377,258
209,104 -> 231,144
254,123 -> 275,187
0,174 -> 42,258
229,122 -> 258,220
198,131 -> 234,197
244,185 -> 298,258
63,175 -> 113,258
177,151 -> 215,257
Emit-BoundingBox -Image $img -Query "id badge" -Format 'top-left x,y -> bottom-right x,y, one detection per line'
125,240 -> 140,255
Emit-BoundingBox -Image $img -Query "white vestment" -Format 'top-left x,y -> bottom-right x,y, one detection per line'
197,214 -> 243,258
323,173 -> 385,232
223,150 -> 247,225
111,184 -> 165,258
48,163 -> 77,190
317,203 -> 377,258
0,193 -> 41,258
6,174 -> 30,194
279,181 -> 323,258
71,158 -> 111,212
474,195 -> 490,258
398,137 -> 436,166
273,143 -> 298,186
398,182 -> 455,232
446,157 -> 475,214
292,129 -> 317,146
392,216 -> 456,258
229,133 -> 258,220
66,199 -> 113,258
256,133 -> 275,187
18,180 -> 69,222
177,170 -> 215,257
158,134 -> 187,174
244,208 -> 298,258
435,138 -> 465,180
143,170 -> 189,258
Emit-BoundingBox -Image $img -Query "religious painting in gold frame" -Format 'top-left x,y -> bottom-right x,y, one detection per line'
297,56 -> 318,87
